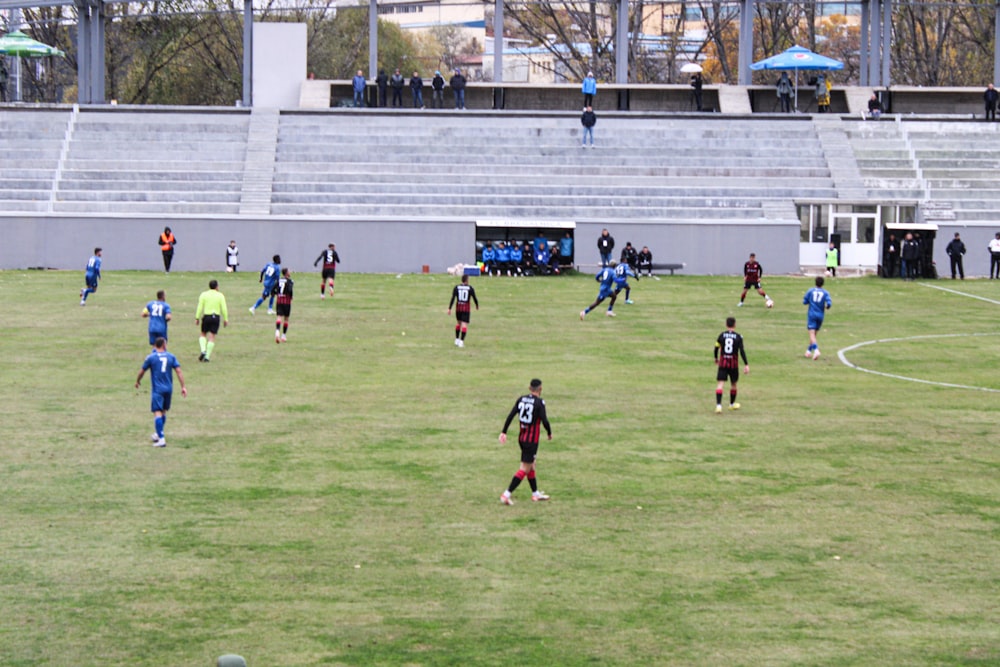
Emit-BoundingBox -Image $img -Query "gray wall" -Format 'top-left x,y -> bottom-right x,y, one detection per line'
0,214 -> 800,276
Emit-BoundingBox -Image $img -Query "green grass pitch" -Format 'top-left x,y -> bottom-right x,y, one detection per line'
1,269 -> 998,666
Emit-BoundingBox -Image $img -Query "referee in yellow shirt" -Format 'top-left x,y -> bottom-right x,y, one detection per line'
195,279 -> 229,362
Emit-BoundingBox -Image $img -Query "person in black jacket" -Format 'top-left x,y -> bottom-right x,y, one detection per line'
409,71 -> 424,108
450,68 -> 467,109
946,232 -> 966,280
901,233 -> 920,280
431,71 -> 445,108
985,83 -> 998,121
597,229 -> 615,267
581,106 -> 596,148
637,246 -> 653,276
375,69 -> 388,107
390,68 -> 404,107
620,242 -> 638,272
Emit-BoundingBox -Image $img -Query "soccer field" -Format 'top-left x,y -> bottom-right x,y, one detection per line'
1,269 -> 997,667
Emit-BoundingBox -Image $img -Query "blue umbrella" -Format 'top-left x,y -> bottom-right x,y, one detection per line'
751,45 -> 844,110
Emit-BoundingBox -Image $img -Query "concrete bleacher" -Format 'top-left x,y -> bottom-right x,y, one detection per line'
52,109 -> 250,215
0,109 -> 71,212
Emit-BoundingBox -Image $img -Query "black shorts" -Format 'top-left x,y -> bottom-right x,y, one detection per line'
743,280 -> 761,290
455,310 -> 470,323
200,314 -> 221,334
322,268 -> 337,281
717,366 -> 739,383
276,303 -> 292,318
518,441 -> 539,464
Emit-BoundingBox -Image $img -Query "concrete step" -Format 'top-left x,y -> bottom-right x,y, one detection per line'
56,189 -> 242,203
51,200 -> 241,214
266,202 -> 766,219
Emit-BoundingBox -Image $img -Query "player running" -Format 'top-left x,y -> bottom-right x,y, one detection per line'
80,247 -> 102,306
447,274 -> 479,347
499,378 -> 552,505
271,268 -> 294,343
803,276 -> 832,360
614,260 -> 638,304
135,337 -> 187,447
714,316 -> 749,413
738,252 -> 772,308
142,290 -> 172,347
250,254 -> 281,315
580,261 -> 619,319
313,243 -> 341,299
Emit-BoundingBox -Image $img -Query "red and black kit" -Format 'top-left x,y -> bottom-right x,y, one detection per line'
715,330 -> 747,382
271,276 -> 294,317
449,283 -> 479,322
743,260 -> 763,289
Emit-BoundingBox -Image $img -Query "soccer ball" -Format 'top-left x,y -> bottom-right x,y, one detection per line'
824,270 -> 832,277
766,299 -> 774,309
226,266 -> 234,273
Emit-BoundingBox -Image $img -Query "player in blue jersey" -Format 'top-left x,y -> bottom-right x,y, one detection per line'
135,337 -> 187,447
250,254 -> 281,315
580,261 -> 619,318
142,290 -> 172,346
613,261 -> 638,304
79,247 -> 102,306
803,276 -> 832,360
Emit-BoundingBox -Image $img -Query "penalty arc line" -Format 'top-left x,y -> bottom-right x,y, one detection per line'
838,333 -> 1000,393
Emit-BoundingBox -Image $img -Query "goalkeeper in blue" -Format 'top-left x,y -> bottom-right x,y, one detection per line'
580,262 -> 619,319
250,254 -> 281,315
803,276 -> 832,360
613,261 -> 638,304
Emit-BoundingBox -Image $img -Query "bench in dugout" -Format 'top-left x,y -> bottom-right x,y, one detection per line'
575,262 -> 686,276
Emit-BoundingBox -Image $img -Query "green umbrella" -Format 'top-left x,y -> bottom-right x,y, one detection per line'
0,30 -> 65,58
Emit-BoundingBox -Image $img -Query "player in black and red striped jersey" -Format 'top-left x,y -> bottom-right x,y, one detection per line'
447,274 -> 479,348
714,317 -> 749,413
499,379 -> 552,505
271,268 -> 294,344
738,252 -> 772,308
313,243 -> 341,299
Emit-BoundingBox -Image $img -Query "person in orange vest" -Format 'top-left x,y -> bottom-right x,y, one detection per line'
159,226 -> 176,273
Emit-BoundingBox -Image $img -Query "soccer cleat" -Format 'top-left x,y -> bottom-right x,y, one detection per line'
281,334 -> 287,343
457,339 -> 464,348
580,310 -> 586,320
80,299 -> 86,306
532,491 -> 550,502
320,293 -> 326,299
267,309 -> 275,315
248,307 -> 255,315
737,302 -> 743,307
812,349 -> 821,360
151,433 -> 160,442
729,403 -> 741,411
500,494 -> 514,506
625,299 -> 635,304
805,350 -> 812,358
715,405 -> 723,414
454,338 -> 460,346
153,438 -> 166,448
198,352 -> 206,362
606,310 -> 616,317
275,332 -> 281,344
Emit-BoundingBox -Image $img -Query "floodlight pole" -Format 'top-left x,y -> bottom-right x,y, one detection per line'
242,0 -> 252,106
868,0 -> 881,86
995,0 -> 1000,84
493,0 -> 504,84
880,0 -> 891,86
738,0 -> 755,85
615,0 -> 628,84
859,0 -> 869,86
11,6 -> 21,101
368,0 -> 377,80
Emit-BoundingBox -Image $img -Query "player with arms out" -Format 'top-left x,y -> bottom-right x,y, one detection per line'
614,259 -> 638,304
580,261 -> 619,319
447,274 -> 479,347
250,254 -> 281,315
803,276 -> 832,360
714,316 -> 749,413
738,252 -> 773,308
271,268 -> 294,343
135,337 -> 186,447
80,247 -> 102,306
313,243 -> 341,299
142,290 -> 172,347
499,379 -> 552,505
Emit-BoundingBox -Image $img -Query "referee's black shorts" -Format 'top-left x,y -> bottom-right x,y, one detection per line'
200,314 -> 221,335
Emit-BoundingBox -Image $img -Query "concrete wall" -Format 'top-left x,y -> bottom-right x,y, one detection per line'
0,215 -> 801,276
253,23 -> 308,109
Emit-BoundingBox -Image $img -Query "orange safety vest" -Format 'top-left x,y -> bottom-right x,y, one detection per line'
160,232 -> 175,251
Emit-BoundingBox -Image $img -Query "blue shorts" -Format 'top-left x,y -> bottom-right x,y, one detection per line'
614,281 -> 630,292
151,390 -> 172,413
148,331 -> 167,345
86,276 -> 99,289
597,285 -> 615,300
807,315 -> 824,331
262,283 -> 277,298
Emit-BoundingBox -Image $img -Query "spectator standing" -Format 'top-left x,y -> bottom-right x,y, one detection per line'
352,70 -> 366,107
776,72 -> 793,113
431,71 -> 445,108
450,68 -> 467,109
989,232 -> 1000,279
390,68 -> 404,107
815,74 -> 831,112
409,71 -> 424,108
868,93 -> 883,119
985,83 -> 999,121
375,69 -> 388,107
691,72 -> 704,111
559,232 -> 574,269
582,71 -> 597,107
0,59 -> 7,102
884,233 -> 899,278
597,229 -> 615,267
945,232 -> 966,280
159,226 -> 176,273
901,233 -> 920,280
638,246 -> 653,276
581,106 -> 596,148
226,240 -> 239,272
825,242 -> 839,277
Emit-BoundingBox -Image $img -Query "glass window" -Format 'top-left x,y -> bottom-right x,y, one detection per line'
811,205 -> 828,242
853,205 -> 877,214
857,217 -> 876,244
900,206 -> 916,224
832,215 -> 851,242
798,205 -> 811,242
